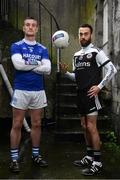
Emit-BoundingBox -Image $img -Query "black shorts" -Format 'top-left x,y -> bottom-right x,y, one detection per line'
77,89 -> 101,116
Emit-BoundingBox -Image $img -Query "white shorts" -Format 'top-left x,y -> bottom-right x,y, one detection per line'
87,111 -> 98,116
11,90 -> 47,110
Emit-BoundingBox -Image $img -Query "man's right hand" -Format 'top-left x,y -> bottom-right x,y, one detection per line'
59,62 -> 68,73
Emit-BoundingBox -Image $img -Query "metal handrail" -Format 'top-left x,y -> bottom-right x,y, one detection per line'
0,0 -> 60,58
37,0 -> 60,30
0,0 -> 60,120
37,0 -> 60,61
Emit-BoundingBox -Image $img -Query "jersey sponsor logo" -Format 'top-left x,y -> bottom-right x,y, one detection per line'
75,61 -> 91,68
25,59 -> 38,65
23,53 -> 41,61
74,55 -> 91,68
23,53 -> 41,65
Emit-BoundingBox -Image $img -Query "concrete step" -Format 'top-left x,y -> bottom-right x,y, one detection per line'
56,93 -> 77,103
56,103 -> 78,115
54,129 -> 109,142
55,114 -> 112,137
55,74 -> 112,142
56,83 -> 77,93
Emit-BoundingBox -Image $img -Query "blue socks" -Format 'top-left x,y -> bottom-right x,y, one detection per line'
10,147 -> 40,161
32,147 -> 40,157
10,148 -> 19,161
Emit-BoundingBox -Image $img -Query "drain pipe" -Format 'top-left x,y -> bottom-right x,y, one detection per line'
0,63 -> 31,133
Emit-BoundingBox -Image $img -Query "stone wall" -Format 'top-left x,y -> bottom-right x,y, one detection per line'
0,0 -> 96,118
8,0 -> 96,69
0,20 -> 23,118
95,0 -> 120,140
40,0 -> 96,69
111,0 -> 120,139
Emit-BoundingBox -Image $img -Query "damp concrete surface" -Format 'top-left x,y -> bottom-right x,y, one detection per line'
0,126 -> 120,179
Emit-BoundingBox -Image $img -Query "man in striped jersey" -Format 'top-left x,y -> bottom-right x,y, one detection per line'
60,24 -> 117,176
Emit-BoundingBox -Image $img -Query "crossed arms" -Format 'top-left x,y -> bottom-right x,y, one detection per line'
11,53 -> 51,75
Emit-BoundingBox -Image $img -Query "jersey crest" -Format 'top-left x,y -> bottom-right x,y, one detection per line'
86,53 -> 92,59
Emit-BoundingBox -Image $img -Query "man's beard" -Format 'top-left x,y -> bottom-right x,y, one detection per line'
80,39 -> 91,47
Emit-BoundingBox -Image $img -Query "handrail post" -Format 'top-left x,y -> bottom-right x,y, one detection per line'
0,59 -> 31,133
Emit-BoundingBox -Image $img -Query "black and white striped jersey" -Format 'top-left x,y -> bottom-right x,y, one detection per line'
73,43 -> 109,90
65,43 -> 117,90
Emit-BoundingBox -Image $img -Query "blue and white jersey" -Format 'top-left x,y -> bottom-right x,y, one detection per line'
11,39 -> 49,91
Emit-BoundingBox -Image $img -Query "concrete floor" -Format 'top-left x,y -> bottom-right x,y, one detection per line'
0,126 -> 120,179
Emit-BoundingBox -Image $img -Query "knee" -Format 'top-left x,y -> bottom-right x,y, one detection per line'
12,121 -> 22,131
81,122 -> 87,130
86,123 -> 96,133
32,120 -> 41,129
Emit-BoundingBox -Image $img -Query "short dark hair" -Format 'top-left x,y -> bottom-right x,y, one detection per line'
24,17 -> 38,25
79,24 -> 93,34
24,16 -> 37,21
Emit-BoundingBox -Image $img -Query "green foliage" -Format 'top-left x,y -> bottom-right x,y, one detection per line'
106,131 -> 117,143
104,131 -> 120,153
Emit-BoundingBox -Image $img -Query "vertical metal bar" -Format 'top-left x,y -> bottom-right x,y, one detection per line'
0,0 -> 1,17
39,2 -> 41,43
28,0 -> 30,16
2,0 -> 4,17
5,0 -> 8,20
3,0 -> 5,17
56,48 -> 61,129
50,16 -> 53,61
16,0 -> 18,29
57,48 -> 61,72
8,0 -> 10,19
0,64 -> 31,132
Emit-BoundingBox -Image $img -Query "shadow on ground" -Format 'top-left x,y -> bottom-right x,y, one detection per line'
0,125 -> 120,179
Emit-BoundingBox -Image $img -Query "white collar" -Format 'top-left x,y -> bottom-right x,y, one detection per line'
82,43 -> 93,50
23,38 -> 36,45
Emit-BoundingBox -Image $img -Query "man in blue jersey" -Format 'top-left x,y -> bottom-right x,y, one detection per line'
60,24 -> 117,176
10,17 -> 51,172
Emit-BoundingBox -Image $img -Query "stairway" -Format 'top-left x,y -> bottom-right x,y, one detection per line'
54,73 -> 112,142
54,73 -> 82,141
